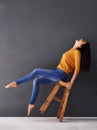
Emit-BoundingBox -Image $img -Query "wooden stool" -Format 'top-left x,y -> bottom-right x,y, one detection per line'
40,81 -> 71,122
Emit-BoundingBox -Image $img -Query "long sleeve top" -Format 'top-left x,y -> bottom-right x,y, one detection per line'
57,48 -> 81,75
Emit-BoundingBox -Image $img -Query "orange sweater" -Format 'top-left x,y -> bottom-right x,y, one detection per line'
57,48 -> 81,75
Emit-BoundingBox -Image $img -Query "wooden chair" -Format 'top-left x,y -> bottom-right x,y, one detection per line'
40,81 -> 71,122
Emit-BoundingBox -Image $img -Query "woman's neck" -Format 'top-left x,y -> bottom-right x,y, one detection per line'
72,44 -> 77,49
73,42 -> 82,49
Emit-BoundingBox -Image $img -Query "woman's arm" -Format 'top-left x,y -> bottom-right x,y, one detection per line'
66,50 -> 81,89
66,70 -> 79,89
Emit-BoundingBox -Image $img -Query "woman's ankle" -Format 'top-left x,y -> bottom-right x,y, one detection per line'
29,104 -> 35,107
13,81 -> 18,86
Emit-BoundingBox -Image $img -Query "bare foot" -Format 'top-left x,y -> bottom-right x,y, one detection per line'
27,104 -> 35,116
5,81 -> 17,88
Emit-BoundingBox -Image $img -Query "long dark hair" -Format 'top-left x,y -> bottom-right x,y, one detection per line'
78,42 -> 91,72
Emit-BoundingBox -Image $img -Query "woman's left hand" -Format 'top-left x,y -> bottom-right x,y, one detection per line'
65,82 -> 73,90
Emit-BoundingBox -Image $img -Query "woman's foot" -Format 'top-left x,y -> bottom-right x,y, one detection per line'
5,81 -> 17,88
27,104 -> 35,116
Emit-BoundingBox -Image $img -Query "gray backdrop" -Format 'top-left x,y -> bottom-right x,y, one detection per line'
0,0 -> 97,117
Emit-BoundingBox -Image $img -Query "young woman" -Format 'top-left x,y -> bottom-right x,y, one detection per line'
5,38 -> 91,116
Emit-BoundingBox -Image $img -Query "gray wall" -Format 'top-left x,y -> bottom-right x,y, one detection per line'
0,0 -> 97,117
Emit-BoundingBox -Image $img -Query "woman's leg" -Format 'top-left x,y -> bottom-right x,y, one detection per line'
5,68 -> 66,88
27,76 -> 53,116
15,68 -> 64,85
29,76 -> 53,104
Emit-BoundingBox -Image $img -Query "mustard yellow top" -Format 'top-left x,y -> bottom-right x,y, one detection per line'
57,48 -> 81,75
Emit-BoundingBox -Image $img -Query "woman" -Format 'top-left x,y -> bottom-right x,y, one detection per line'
5,38 -> 91,116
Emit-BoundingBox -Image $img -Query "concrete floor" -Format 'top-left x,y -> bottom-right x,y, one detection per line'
0,117 -> 97,130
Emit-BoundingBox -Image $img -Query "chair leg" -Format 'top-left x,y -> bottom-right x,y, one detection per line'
57,102 -> 63,119
57,95 -> 64,119
58,88 -> 70,122
40,83 -> 61,113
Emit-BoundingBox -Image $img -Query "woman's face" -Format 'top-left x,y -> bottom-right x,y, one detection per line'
75,38 -> 87,48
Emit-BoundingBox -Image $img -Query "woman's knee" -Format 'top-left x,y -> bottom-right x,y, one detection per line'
32,68 -> 40,73
33,77 -> 41,86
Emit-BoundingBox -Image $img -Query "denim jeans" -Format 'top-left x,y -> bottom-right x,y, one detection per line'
15,68 -> 68,104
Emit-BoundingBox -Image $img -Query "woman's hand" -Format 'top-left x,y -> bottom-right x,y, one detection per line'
65,82 -> 73,90
58,80 -> 73,89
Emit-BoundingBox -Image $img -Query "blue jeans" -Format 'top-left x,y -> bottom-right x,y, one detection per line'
15,68 -> 68,104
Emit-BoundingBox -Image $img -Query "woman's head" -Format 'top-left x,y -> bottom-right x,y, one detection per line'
75,38 -> 87,48
77,39 -> 91,72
